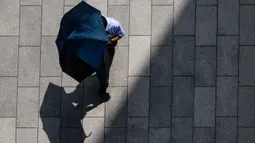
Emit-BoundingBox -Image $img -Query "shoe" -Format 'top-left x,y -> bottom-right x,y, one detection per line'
98,90 -> 110,102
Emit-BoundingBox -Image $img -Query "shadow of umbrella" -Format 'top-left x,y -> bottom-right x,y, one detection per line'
40,77 -> 103,143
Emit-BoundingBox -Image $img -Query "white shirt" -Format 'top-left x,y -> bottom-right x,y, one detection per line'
104,16 -> 125,39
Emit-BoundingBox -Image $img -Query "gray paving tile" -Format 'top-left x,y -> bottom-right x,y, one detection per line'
195,46 -> 216,86
240,6 -> 255,45
62,72 -> 80,87
17,128 -> 37,143
172,77 -> 194,117
216,77 -> 238,116
19,6 -> 41,46
239,46 -> 255,86
216,118 -> 237,143
0,37 -> 18,76
108,6 -> 129,46
0,77 -> 17,117
172,118 -> 193,143
64,0 -> 81,5
109,0 -> 129,5
41,37 -> 62,76
193,128 -> 215,143
128,77 -> 149,117
238,128 -> 255,143
130,0 -> 151,5
150,87 -> 171,127
149,128 -> 171,143
109,46 -> 128,86
152,6 -> 173,45
83,77 -> 104,117
130,4 -> 151,35
127,117 -> 148,143
105,128 -> 126,143
17,88 -> 39,127
174,0 -> 195,35
173,36 -> 194,75
83,118 -> 104,143
18,47 -> 40,86
60,128 -> 83,143
196,6 -> 217,45
197,0 -> 216,5
39,118 -> 60,143
0,118 -> 15,143
151,46 -> 172,86
61,87 -> 83,127
42,0 -> 63,36
239,87 -> 255,127
152,0 -> 172,5
240,0 -> 255,4
0,0 -> 19,35
218,0 -> 239,35
64,5 -> 73,13
39,77 -> 61,118
106,87 -> 127,127
217,36 -> 238,75
194,87 -> 215,127
129,36 -> 150,76
21,0 -> 41,5
87,0 -> 107,16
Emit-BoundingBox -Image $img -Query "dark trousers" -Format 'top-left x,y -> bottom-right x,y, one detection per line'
96,44 -> 116,92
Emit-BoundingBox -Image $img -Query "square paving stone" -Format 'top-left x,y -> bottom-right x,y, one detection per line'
238,128 -> 255,143
239,46 -> 255,86
127,117 -> 148,143
194,87 -> 215,127
83,118 -> 105,143
0,0 -> 19,35
21,0 -> 41,5
195,46 -> 216,86
216,118 -> 237,143
106,87 -> 127,127
108,6 -> 129,46
0,118 -> 15,143
216,77 -> 238,116
109,0 -> 129,5
240,6 -> 255,45
239,87 -> 255,127
217,36 -> 238,75
39,77 -> 61,117
218,0 -> 239,35
0,37 -> 18,76
194,128 -> 215,143
174,0 -> 195,35
172,77 -> 194,117
173,36 -> 195,75
196,6 -> 217,45
105,128 -> 126,143
39,118 -> 60,143
152,6 -> 173,45
149,128 -> 171,143
0,77 -> 17,117
129,36 -> 150,76
150,87 -> 171,127
130,4 -> 151,35
17,128 -> 37,143
128,77 -> 149,117
19,6 -> 41,46
17,88 -> 39,127
42,0 -> 63,36
18,47 -> 40,86
41,37 -> 62,76
151,46 -> 172,86
172,118 -> 193,143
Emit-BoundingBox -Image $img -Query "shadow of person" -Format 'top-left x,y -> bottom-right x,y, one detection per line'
40,77 -> 104,143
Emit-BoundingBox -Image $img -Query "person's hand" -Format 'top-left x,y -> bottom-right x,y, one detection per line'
107,41 -> 113,45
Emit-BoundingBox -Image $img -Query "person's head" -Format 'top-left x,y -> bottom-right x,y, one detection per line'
101,16 -> 107,29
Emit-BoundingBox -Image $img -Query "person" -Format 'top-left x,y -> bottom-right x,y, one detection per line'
96,16 -> 125,102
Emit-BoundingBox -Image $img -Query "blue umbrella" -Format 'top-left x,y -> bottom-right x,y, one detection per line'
56,1 -> 109,82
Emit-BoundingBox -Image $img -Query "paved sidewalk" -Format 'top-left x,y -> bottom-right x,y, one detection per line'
1,0 -> 255,142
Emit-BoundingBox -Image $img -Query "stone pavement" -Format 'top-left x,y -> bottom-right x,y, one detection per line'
1,0 -> 255,142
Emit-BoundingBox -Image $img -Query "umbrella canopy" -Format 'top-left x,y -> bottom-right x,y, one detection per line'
56,1 -> 109,82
